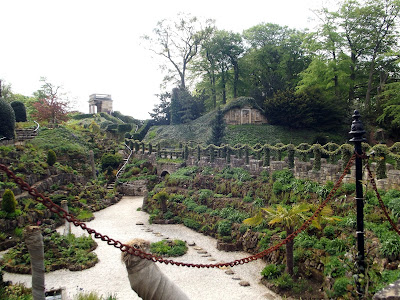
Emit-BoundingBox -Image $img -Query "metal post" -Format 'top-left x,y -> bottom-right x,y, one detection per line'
349,110 -> 366,297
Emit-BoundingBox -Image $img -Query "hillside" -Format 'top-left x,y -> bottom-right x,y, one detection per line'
143,109 -> 347,146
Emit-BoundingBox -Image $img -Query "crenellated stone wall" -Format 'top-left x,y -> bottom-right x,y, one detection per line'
133,151 -> 400,191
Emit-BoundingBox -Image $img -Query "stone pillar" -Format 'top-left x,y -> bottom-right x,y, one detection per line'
89,150 -> 96,180
24,226 -> 45,300
61,200 -> 71,236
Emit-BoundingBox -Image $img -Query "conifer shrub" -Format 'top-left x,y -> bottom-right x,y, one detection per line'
2,189 -> 17,214
10,101 -> 27,122
47,149 -> 57,166
0,97 -> 16,139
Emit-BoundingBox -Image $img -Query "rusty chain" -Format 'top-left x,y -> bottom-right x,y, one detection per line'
0,155 -> 355,268
360,154 -> 400,236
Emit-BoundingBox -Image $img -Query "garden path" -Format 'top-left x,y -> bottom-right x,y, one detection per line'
3,196 -> 280,300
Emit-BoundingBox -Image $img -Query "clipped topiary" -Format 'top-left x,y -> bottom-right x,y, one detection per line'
47,149 -> 57,166
10,101 -> 27,122
0,97 -> 16,139
2,189 -> 17,214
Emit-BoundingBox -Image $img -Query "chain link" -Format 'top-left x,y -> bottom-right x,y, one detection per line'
361,155 -> 400,236
0,157 -> 355,268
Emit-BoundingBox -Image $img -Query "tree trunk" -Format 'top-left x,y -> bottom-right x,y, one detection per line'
285,228 -> 294,277
365,52 -> 377,115
24,226 -> 45,300
221,72 -> 227,104
122,239 -> 189,300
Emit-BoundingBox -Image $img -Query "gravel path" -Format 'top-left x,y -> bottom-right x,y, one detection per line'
3,196 -> 280,300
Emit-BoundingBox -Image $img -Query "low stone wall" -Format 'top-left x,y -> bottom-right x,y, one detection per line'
119,180 -> 148,196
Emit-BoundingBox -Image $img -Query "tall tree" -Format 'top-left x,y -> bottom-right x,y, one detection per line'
149,91 -> 171,125
338,0 -> 400,112
31,78 -> 70,124
142,13 -> 215,90
241,23 -> 310,106
208,106 -> 225,146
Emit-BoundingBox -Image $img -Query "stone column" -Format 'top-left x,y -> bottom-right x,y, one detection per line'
61,200 -> 71,236
24,226 -> 45,300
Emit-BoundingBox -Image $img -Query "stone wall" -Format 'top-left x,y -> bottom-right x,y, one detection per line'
132,151 -> 400,191
119,180 -> 148,196
223,106 -> 268,125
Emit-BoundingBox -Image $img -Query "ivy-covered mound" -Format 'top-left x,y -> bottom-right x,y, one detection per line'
2,229 -> 98,273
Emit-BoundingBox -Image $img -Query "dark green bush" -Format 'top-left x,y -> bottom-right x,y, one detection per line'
10,101 -> 27,122
183,218 -> 201,230
0,97 -> 16,139
47,149 -> 57,166
118,124 -> 133,133
72,113 -> 95,120
2,189 -> 17,214
100,153 -> 122,170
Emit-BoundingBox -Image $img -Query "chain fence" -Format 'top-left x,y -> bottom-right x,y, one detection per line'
1,152 -> 398,269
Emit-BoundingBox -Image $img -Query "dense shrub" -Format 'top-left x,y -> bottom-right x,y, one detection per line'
0,97 -> 16,139
10,101 -> 27,122
2,189 -> 17,213
333,277 -> 352,297
47,149 -> 57,166
261,264 -> 282,279
183,218 -> 201,230
117,124 -> 133,133
217,220 -> 232,236
100,153 -> 122,170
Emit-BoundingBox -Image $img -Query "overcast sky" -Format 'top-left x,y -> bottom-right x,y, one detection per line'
1,0 -> 335,120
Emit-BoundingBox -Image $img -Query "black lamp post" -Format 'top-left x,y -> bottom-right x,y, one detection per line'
349,110 -> 366,297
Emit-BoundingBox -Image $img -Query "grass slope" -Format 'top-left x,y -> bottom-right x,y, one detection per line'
144,110 -> 346,146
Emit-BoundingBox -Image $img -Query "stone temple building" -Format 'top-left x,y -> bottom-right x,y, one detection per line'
88,94 -> 113,114
222,97 -> 268,125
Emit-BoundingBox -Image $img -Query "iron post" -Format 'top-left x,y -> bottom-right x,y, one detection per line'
349,110 -> 366,297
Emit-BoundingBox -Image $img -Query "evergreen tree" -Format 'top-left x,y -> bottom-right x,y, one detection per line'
0,97 -> 16,139
208,106 -> 225,146
11,101 -> 27,122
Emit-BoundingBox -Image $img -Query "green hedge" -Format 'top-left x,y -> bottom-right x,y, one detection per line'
10,101 -> 27,122
0,98 -> 15,139
131,120 -> 153,141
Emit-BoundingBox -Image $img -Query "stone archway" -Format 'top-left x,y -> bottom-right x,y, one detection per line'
160,170 -> 170,178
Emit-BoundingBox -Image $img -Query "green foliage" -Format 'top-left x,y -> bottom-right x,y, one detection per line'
208,106 -> 225,146
0,284 -> 33,300
264,88 -> 343,130
2,189 -> 17,214
131,120 -> 153,141
332,277 -> 352,297
323,256 -> 346,278
0,97 -> 16,139
46,149 -> 57,166
10,101 -> 27,122
74,291 -> 117,300
380,234 -> 400,259
217,220 -> 232,236
150,240 -> 188,257
100,153 -> 122,171
217,167 -> 251,182
183,218 -> 201,230
261,264 -> 282,279
274,273 -> 294,289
